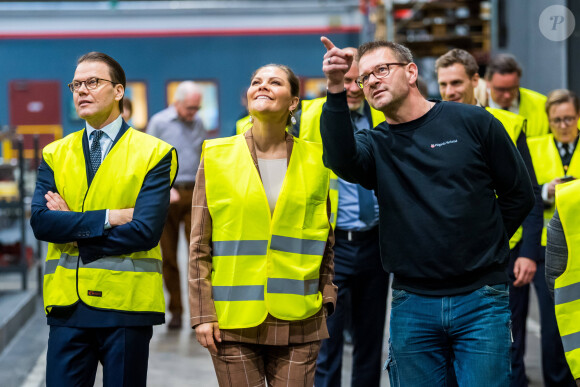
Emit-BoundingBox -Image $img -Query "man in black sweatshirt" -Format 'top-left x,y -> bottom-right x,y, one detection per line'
320,37 -> 535,386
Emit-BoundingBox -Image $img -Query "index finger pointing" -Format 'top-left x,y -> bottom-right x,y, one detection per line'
321,36 -> 335,51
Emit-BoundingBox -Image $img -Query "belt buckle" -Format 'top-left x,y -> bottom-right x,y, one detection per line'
347,231 -> 353,242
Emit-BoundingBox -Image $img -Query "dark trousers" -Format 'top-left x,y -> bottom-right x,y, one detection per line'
508,245 -> 575,387
315,227 -> 389,387
46,325 -> 153,387
160,186 -> 193,317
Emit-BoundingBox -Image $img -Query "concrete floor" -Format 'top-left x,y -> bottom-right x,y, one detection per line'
0,235 -> 548,387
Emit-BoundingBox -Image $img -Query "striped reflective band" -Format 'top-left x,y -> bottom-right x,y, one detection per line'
270,235 -> 326,256
82,257 -> 162,273
330,213 -> 335,224
555,282 -> 580,305
44,254 -> 162,275
561,330 -> 580,353
329,178 -> 339,191
268,278 -> 319,296
44,254 -> 78,274
213,240 -> 268,256
213,285 -> 264,301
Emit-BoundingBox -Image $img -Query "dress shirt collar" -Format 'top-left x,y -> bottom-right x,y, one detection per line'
86,114 -> 123,142
555,140 -> 576,157
487,89 -> 519,114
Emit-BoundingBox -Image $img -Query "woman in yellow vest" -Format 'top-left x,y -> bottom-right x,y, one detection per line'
189,64 -> 336,387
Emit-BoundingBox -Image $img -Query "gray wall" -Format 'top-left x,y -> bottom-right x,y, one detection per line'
493,0 -> 568,95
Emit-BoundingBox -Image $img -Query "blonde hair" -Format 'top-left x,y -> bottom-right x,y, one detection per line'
545,89 -> 579,116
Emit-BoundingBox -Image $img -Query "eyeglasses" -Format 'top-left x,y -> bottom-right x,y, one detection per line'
490,85 -> 519,94
68,77 -> 116,93
550,116 -> 578,126
356,63 -> 408,89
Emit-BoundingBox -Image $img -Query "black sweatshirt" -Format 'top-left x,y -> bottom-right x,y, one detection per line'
321,91 -> 535,296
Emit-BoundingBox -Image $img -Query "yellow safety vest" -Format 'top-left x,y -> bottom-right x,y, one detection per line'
235,115 -> 252,135
554,179 -> 580,379
299,97 -> 385,228
528,134 -> 580,245
486,107 -> 527,249
519,87 -> 549,138
42,128 -> 177,315
203,134 -> 330,329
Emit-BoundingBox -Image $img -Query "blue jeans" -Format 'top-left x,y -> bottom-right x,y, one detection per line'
387,284 -> 512,387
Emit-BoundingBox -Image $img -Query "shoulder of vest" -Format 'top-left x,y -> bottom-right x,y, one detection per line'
520,87 -> 547,104
204,134 -> 243,149
369,106 -> 385,126
125,128 -> 174,152
43,128 -> 85,155
487,107 -> 526,125
528,133 -> 553,145
236,115 -> 250,125
301,97 -> 327,111
293,136 -> 323,152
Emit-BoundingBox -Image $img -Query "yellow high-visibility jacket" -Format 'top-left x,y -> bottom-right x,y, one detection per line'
42,128 -> 177,315
553,180 -> 580,379
203,134 -> 330,329
528,134 -> 580,245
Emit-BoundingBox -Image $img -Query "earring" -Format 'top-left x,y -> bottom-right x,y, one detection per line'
249,115 -> 254,123
290,111 -> 297,125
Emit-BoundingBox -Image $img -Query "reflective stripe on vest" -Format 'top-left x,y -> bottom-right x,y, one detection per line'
45,254 -> 162,275
519,88 -> 549,138
203,134 -> 330,329
212,278 -> 319,301
212,240 -> 268,256
41,127 -> 177,314
554,180 -> 580,378
529,135 -> 580,245
486,107 -> 526,248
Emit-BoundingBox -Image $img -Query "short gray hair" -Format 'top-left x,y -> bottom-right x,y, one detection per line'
174,81 -> 202,102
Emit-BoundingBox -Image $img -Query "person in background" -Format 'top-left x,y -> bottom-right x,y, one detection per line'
147,81 -> 207,329
320,36 -> 534,386
292,47 -> 389,387
545,179 -> 580,387
484,54 -> 549,138
436,48 -> 548,387
30,52 -> 177,386
122,97 -> 133,123
189,63 -> 336,386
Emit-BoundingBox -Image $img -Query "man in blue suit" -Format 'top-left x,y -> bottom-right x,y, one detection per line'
31,52 -> 177,386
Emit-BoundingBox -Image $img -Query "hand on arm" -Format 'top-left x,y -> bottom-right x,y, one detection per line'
321,36 -> 353,93
194,322 -> 221,353
109,208 -> 134,227
45,191 -> 133,227
45,191 -> 70,211
31,160 -> 108,243
76,149 -> 175,258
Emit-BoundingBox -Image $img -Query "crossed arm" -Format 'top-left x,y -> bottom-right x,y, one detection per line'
30,151 -> 175,261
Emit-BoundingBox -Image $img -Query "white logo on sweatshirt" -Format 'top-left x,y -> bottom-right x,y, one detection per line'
430,139 -> 458,148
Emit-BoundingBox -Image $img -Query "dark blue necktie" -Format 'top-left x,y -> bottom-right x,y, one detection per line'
90,130 -> 103,174
357,185 -> 375,225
